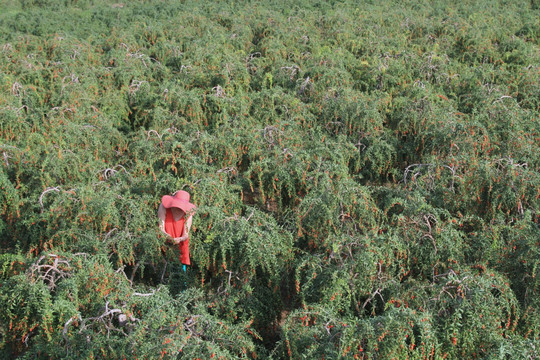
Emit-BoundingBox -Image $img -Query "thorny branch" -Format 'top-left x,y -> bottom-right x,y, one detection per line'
224,208 -> 255,224
217,269 -> 241,295
183,315 -> 203,337
494,156 -> 528,169
361,261 -> 391,310
39,187 -> 61,212
3,151 -> 10,166
103,228 -> 118,242
280,64 -> 301,80
180,64 -> 192,73
63,316 -> 81,342
217,166 -> 237,175
429,270 -> 472,315
64,298 -> 141,343
29,254 -> 71,290
260,125 -> 282,148
133,286 -> 162,297
1,143 -> 21,166
129,80 -> 146,94
79,301 -> 124,339
146,127 -> 177,142
403,163 -> 459,191
245,52 -> 261,63
362,287 -> 383,310
126,50 -> 150,67
212,85 -> 226,98
423,214 -> 438,255
100,164 -> 128,180
492,95 -> 514,110
11,82 -> 23,96
2,105 -> 28,115
297,76 -> 312,96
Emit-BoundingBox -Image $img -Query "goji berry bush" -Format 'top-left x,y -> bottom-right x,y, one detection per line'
0,0 -> 538,358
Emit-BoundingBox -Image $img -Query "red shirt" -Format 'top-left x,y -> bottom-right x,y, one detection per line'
164,208 -> 190,265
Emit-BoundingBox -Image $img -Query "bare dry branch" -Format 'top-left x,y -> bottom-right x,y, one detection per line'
39,187 -> 61,212
129,80 -> 146,94
217,166 -> 237,175
298,76 -> 312,95
133,286 -> 162,297
212,85 -> 226,98
100,165 -> 128,180
29,254 -> 71,289
11,82 -> 23,96
280,64 -> 301,80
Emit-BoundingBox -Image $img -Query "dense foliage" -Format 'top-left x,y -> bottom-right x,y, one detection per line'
0,0 -> 539,358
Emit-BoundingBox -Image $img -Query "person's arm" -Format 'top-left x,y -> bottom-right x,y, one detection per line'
172,214 -> 192,244
158,204 -> 182,243
157,204 -> 168,236
185,214 -> 193,234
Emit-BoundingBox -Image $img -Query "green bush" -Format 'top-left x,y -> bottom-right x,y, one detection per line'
0,0 -> 538,358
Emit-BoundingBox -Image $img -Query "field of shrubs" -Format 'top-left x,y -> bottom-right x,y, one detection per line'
0,0 -> 538,358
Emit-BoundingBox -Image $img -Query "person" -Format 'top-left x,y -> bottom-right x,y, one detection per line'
158,190 -> 196,269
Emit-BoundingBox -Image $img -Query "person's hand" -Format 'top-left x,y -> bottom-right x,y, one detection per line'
171,235 -> 188,244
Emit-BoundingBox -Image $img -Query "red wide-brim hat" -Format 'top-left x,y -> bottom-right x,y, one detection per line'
161,190 -> 196,213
